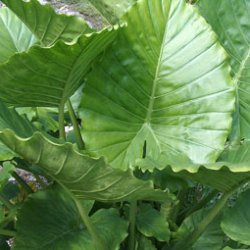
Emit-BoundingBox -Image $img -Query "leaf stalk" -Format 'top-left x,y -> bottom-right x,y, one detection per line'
66,100 -> 85,150
74,198 -> 104,250
169,190 -> 233,250
128,200 -> 137,250
58,103 -> 66,140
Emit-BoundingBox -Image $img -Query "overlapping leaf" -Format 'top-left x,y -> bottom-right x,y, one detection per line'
14,186 -> 128,250
175,209 -> 224,250
1,0 -> 92,46
0,8 -> 37,64
80,0 -> 235,170
0,101 -> 174,202
137,139 -> 250,192
198,0 -> 250,142
0,27 -> 118,107
221,190 -> 250,245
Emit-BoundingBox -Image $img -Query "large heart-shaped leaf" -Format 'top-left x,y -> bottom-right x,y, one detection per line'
0,8 -> 37,64
198,0 -> 250,142
14,186 -> 128,250
0,100 -> 174,202
221,190 -> 250,245
79,0 -> 235,170
0,27 -> 118,107
1,0 -> 92,46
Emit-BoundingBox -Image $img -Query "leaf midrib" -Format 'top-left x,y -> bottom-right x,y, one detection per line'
145,1 -> 172,125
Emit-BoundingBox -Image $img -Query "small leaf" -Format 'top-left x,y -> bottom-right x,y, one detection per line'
0,142 -> 15,161
0,162 -> 15,190
221,190 -> 250,245
136,203 -> 170,242
13,186 -> 128,250
136,235 -> 157,250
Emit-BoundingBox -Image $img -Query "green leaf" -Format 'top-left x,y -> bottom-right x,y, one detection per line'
175,209 -> 224,250
0,8 -> 37,64
0,130 -> 174,202
0,27 -> 118,107
137,140 -> 250,192
0,162 -> 15,190
1,0 -> 92,46
86,0 -> 137,24
0,101 -> 35,137
80,0 -> 235,170
221,190 -> 250,245
14,186 -> 128,250
136,235 -> 157,250
136,203 -> 170,242
0,101 -> 174,202
198,0 -> 250,142
223,248 -> 247,250
0,142 -> 15,161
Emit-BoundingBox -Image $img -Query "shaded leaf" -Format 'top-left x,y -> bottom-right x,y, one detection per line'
0,8 -> 37,64
1,0 -> 91,46
136,235 -> 157,250
0,162 -> 15,190
0,27 -> 118,107
221,190 -> 250,245
175,209 -> 224,250
14,186 -> 128,250
86,0 -> 136,25
0,142 -> 15,161
136,203 -> 170,242
80,0 -> 235,170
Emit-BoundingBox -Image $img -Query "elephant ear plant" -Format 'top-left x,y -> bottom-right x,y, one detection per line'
0,0 -> 249,249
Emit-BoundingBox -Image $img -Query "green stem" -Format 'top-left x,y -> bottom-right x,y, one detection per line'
0,229 -> 16,237
66,100 -> 85,150
170,191 -> 233,250
74,199 -> 104,250
0,193 -> 13,210
128,200 -> 137,250
12,172 -> 33,194
58,103 -> 66,140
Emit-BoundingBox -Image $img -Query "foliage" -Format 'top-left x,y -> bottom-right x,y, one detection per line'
0,0 -> 249,249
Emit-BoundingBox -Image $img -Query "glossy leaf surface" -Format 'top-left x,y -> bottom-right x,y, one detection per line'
0,8 -> 37,64
80,0 -> 235,170
221,190 -> 250,245
1,0 -> 91,46
0,28 -> 118,107
14,187 -> 128,250
198,0 -> 250,142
